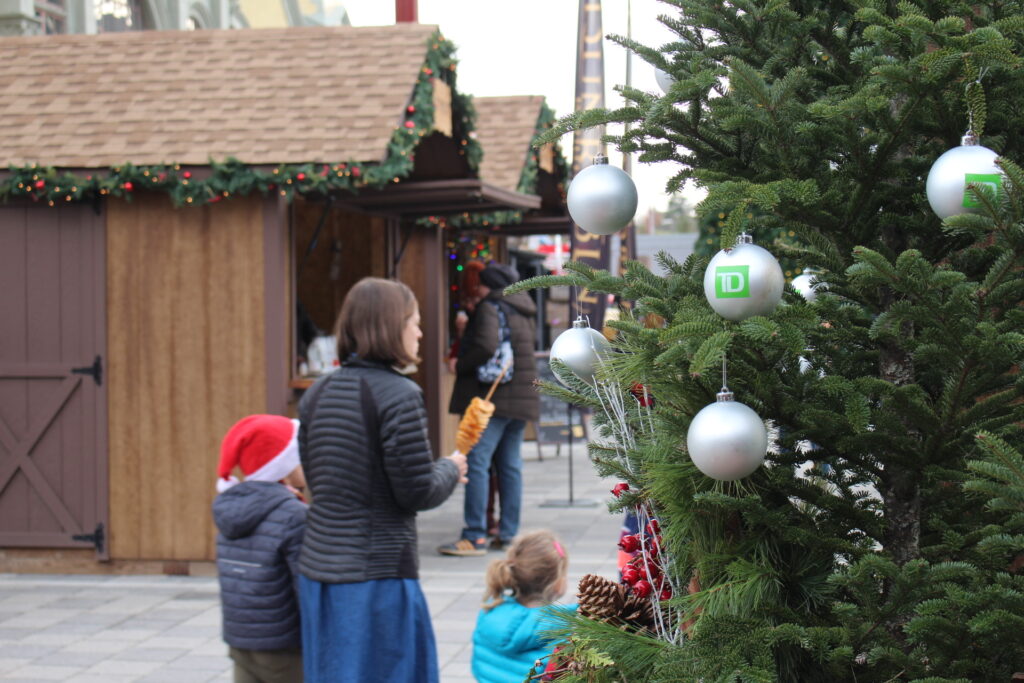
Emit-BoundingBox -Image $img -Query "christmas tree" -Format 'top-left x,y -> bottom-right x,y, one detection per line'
517,2 -> 1024,681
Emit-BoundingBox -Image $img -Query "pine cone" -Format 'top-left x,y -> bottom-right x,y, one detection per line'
621,593 -> 656,630
577,574 -> 626,622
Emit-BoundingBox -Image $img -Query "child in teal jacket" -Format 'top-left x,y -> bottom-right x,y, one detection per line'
471,530 -> 577,682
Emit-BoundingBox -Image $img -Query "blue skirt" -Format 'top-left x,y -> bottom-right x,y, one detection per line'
299,575 -> 439,683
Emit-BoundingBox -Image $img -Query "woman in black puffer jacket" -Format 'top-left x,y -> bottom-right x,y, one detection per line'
297,277 -> 468,683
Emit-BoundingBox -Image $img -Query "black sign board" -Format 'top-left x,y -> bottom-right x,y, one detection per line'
535,352 -> 585,444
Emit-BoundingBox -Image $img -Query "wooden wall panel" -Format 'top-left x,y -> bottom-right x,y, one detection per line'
397,224 -> 447,459
107,194 -> 266,561
263,196 -> 290,417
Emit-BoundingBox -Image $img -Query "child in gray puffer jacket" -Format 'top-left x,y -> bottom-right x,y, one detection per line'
213,414 -> 307,683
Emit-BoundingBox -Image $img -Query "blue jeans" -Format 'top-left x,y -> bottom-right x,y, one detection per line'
461,416 -> 525,544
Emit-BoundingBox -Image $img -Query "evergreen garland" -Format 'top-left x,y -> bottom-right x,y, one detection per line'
0,30 -> 482,208
517,2 -> 1024,681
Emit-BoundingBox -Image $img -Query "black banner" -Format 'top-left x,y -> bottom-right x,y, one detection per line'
570,0 -> 610,330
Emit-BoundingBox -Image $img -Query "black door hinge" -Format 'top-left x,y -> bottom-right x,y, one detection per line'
71,355 -> 103,386
72,523 -> 105,554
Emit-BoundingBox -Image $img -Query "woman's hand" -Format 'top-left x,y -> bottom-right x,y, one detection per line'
446,450 -> 468,483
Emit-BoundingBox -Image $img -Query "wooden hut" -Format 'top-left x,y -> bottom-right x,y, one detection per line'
0,25 -> 539,572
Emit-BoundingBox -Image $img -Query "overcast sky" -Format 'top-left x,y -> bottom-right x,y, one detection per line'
339,0 -> 683,219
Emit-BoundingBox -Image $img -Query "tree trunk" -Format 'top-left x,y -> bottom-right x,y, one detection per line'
879,337 -> 921,564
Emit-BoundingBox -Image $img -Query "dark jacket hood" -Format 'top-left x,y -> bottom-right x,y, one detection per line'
213,481 -> 297,540
495,290 -> 537,317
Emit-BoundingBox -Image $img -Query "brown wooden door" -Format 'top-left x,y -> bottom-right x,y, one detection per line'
0,203 -> 108,558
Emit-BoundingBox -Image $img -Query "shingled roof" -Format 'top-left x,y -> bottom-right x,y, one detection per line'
473,95 -> 547,193
0,24 -> 438,168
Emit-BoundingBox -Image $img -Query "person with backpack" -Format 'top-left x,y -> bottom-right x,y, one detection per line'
439,263 -> 539,556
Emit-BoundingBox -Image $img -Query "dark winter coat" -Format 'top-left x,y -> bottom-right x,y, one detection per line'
297,358 -> 460,583
450,289 -> 540,422
212,480 -> 307,651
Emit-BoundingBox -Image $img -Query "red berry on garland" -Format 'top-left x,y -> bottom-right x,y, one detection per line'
34,180 -> 45,189
183,171 -> 192,179
424,67 -> 433,75
404,120 -> 415,129
630,382 -> 655,407
644,561 -> 661,580
611,482 -> 629,498
296,172 -> 306,181
407,105 -> 416,113
633,580 -> 652,598
351,167 -> 361,177
123,181 -> 133,192
660,587 -> 673,600
621,567 -> 641,584
618,534 -> 640,553
645,519 -> 660,536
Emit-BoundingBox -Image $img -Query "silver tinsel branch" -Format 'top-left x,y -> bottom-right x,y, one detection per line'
592,376 -> 684,645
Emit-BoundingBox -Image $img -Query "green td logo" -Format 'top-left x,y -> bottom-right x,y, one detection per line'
962,173 -> 1002,208
715,265 -> 749,298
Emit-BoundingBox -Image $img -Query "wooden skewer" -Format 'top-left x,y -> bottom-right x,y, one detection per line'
483,360 -> 513,403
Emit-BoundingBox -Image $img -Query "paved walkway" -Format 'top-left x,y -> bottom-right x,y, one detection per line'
0,443 -> 622,682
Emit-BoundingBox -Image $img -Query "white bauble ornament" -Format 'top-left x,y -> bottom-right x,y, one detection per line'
791,268 -> 820,303
567,156 -> 638,236
655,66 -> 675,94
686,390 -> 767,481
925,133 -> 1002,220
549,316 -> 610,385
703,234 -> 785,321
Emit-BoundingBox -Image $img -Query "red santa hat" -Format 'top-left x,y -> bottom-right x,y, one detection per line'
217,415 -> 300,493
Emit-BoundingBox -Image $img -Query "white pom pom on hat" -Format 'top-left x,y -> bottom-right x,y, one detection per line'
216,415 -> 300,493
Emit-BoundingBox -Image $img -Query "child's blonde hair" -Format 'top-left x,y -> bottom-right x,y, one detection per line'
482,529 -> 568,610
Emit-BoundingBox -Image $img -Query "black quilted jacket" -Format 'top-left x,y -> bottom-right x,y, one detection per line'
297,358 -> 460,583
212,481 -> 306,651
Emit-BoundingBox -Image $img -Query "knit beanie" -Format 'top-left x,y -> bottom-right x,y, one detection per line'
216,415 -> 300,493
479,263 -> 519,291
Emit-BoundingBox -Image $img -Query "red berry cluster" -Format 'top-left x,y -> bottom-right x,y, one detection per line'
630,382 -> 655,408
620,517 -> 672,601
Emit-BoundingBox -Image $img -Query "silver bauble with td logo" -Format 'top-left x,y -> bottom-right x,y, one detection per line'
686,389 -> 767,481
549,316 -> 611,386
703,234 -> 785,322
566,155 -> 638,236
926,132 -> 1002,220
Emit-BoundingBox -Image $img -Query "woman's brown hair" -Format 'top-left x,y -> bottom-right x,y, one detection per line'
333,277 -> 419,367
482,529 -> 568,610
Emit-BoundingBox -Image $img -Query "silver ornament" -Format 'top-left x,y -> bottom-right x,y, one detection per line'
925,133 -> 1002,220
791,268 -> 820,303
549,316 -> 611,386
703,234 -> 785,321
654,66 -> 675,94
686,389 -> 767,481
567,156 -> 638,236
